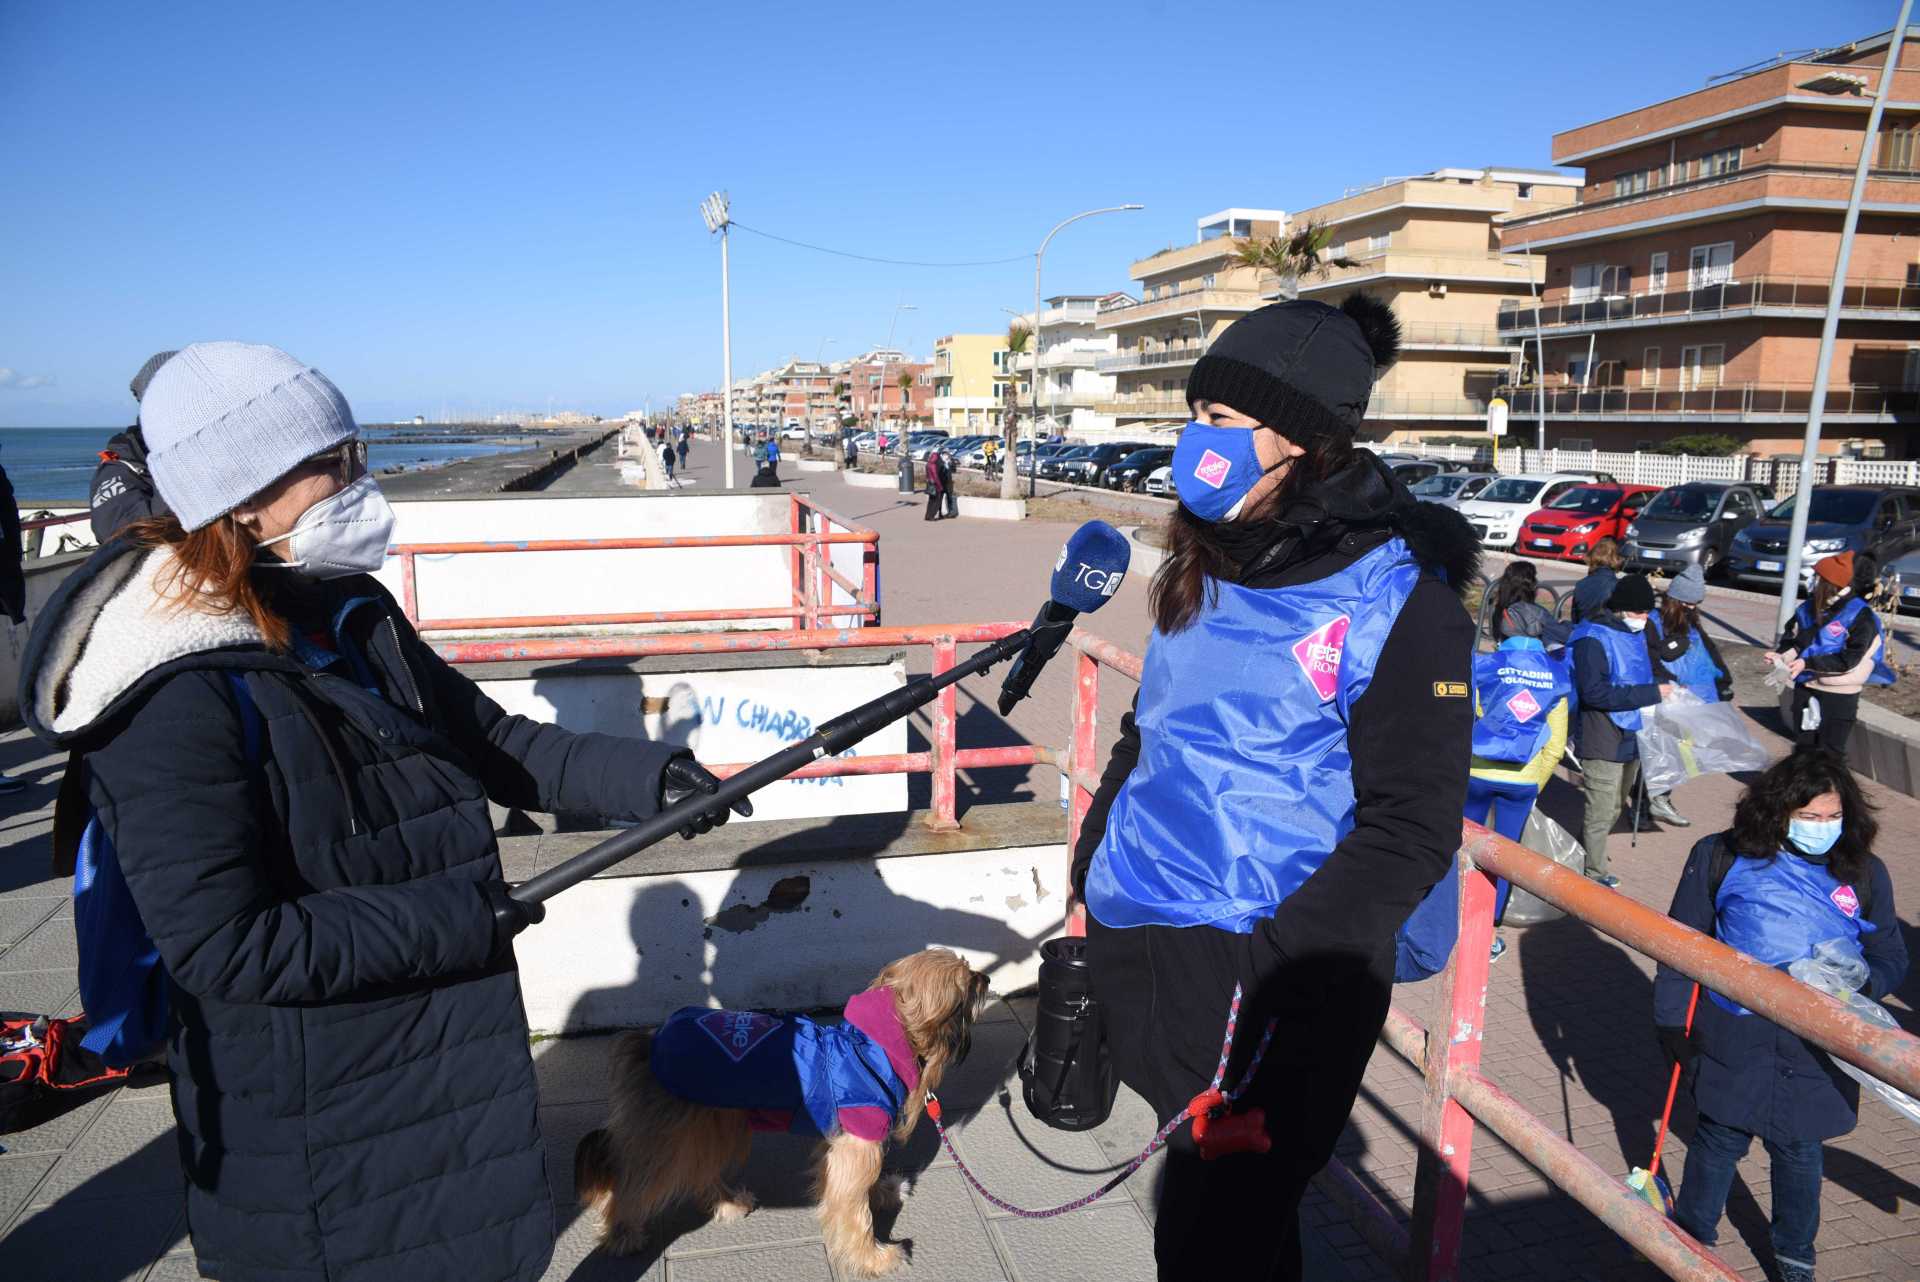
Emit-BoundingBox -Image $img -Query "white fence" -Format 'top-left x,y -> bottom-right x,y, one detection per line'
1401,441 -> 1920,492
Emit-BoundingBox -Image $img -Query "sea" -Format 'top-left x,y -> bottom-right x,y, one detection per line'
0,425 -> 529,503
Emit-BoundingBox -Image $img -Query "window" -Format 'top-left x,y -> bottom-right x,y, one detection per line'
1201,273 -> 1216,289
1613,169 -> 1648,197
1559,438 -> 1594,451
1367,230 -> 1390,252
1642,347 -> 1661,387
1516,183 -> 1533,198
1679,344 -> 1725,389
1600,265 -> 1631,297
1688,242 -> 1734,288
1726,490 -> 1757,518
1877,123 -> 1914,171
1697,146 -> 1741,177
1623,491 -> 1654,515
1570,263 -> 1599,303
1905,348 -> 1920,390
1649,252 -> 1669,291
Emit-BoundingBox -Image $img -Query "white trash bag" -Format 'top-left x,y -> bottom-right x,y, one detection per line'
1500,808 -> 1583,926
1788,939 -> 1920,1128
1635,687 -> 1771,796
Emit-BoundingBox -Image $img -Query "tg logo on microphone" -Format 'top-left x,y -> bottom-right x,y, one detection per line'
1054,544 -> 1125,598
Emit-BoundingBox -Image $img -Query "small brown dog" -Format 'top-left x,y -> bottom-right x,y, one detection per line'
575,948 -> 990,1277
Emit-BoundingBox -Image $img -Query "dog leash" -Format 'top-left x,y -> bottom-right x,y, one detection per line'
922,983 -> 1276,1219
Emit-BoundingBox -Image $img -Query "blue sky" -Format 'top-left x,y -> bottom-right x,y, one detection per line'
0,0 -> 1895,426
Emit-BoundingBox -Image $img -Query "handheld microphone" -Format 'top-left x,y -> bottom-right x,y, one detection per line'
997,520 -> 1132,715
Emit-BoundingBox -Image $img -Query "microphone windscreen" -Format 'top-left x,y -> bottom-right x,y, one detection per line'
1049,521 -> 1132,614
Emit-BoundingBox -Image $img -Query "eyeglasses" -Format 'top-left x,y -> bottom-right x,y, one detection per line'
310,439 -> 368,485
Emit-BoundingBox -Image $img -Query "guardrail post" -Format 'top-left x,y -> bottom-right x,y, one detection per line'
925,637 -> 960,832
399,551 -> 419,624
1408,849 -> 1498,1282
864,536 -> 882,629
1066,646 -> 1100,938
789,496 -> 811,630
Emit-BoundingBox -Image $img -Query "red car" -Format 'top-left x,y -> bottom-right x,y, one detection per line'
1517,484 -> 1660,562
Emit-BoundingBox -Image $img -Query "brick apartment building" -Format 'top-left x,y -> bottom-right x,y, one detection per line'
1496,28 -> 1920,457
846,348 -> 932,429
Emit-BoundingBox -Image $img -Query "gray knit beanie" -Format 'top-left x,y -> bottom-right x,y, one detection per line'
1666,562 -> 1707,604
139,342 -> 358,531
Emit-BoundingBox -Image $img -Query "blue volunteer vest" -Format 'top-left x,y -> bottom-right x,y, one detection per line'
1650,613 -> 1722,703
1470,639 -> 1573,765
648,1006 -> 906,1136
1086,539 -> 1424,933
1711,850 -> 1875,1016
1569,619 -> 1655,731
1793,597 -> 1896,687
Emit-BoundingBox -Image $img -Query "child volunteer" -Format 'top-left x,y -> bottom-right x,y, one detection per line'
1571,573 -> 1674,886
1071,297 -> 1478,1281
1770,551 -> 1895,758
1640,562 -> 1733,828
1656,749 -> 1905,1282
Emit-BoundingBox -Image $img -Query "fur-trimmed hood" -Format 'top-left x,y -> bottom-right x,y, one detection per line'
20,540 -> 285,747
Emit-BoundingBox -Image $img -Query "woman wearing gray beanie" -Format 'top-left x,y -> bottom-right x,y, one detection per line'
21,342 -> 742,1282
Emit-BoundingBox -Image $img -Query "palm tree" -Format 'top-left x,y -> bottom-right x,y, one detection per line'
1232,219 -> 1359,299
1000,323 -> 1031,499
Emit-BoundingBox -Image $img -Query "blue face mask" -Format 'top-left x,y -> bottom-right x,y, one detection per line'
1788,816 -> 1844,857
1171,421 -> 1285,523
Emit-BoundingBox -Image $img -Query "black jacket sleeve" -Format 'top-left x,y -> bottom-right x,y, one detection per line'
87,670 -> 500,1003
415,642 -> 683,822
1860,856 -> 1907,1001
1574,635 -> 1662,711
1654,835 -> 1721,1026
0,464 -> 23,623
1250,578 -> 1472,993
1069,698 -> 1141,898
1800,608 -> 1880,676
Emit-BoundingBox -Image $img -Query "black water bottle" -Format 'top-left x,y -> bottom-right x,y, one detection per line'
1019,936 -> 1117,1131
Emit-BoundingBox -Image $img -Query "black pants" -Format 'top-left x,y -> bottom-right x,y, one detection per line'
1790,686 -> 1859,758
924,490 -> 943,520
1087,915 -> 1390,1281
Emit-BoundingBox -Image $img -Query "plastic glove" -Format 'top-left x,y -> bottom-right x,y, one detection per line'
661,754 -> 754,840
1656,1025 -> 1697,1069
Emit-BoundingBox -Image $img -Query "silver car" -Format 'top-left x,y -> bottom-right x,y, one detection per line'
1408,472 -> 1493,510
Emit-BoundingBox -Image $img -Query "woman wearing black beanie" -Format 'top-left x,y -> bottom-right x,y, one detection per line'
1071,296 -> 1480,1280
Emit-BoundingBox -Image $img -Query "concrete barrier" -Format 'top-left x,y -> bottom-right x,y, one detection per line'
843,470 -> 901,490
793,459 -> 838,474
1126,525 -> 1167,576
955,496 -> 1026,521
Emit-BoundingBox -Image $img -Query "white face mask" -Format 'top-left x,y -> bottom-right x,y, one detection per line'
1621,615 -> 1649,633
256,475 -> 396,578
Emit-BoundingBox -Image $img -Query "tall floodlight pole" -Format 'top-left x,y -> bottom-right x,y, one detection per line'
1027,204 -> 1143,498
885,304 -> 916,492
701,192 -> 737,489
1775,6 -> 1911,638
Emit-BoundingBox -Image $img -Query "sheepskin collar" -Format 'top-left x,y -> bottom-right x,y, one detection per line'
28,544 -> 268,739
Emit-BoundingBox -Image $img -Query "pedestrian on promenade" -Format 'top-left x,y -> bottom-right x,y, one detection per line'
90,351 -> 178,543
661,441 -> 676,484
1486,559 -> 1571,647
1656,748 -> 1906,1282
941,448 -> 958,518
766,435 -> 782,479
1073,297 -> 1478,1281
20,342 -> 743,1282
1770,552 -> 1894,759
844,430 -> 858,468
1641,563 -> 1733,827
1571,573 -> 1673,887
922,446 -> 946,521
676,432 -> 689,472
1569,536 -> 1625,623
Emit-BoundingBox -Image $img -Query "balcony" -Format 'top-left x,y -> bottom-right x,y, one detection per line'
1397,323 -> 1517,352
1498,275 -> 1920,336
1094,288 -> 1261,329
1292,252 -> 1538,295
1493,382 -> 1920,423
1094,394 -> 1191,420
1008,347 -> 1102,373
1097,342 -> 1209,373
1367,395 -> 1501,420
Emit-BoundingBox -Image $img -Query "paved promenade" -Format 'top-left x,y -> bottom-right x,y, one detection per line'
5,440 -> 1918,1280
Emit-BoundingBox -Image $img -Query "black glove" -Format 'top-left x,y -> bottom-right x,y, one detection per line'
482,881 -> 543,956
660,754 -> 753,840
1656,1025 -> 1697,1070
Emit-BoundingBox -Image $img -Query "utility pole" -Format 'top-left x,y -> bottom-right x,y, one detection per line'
1775,6 -> 1911,638
701,192 -> 737,489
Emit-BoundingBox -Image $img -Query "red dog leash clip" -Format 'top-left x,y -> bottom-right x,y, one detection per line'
1186,1087 -> 1271,1160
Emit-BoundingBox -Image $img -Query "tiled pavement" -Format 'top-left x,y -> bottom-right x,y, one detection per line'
5,445 -> 1920,1279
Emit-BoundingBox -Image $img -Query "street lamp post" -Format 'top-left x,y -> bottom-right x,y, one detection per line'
882,304 -> 916,492
1024,204 -> 1143,498
700,192 -> 737,489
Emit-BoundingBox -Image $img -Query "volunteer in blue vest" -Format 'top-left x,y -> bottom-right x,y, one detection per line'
1655,748 -> 1905,1282
1641,562 -> 1733,827
1571,573 -> 1674,887
1070,296 -> 1479,1281
1769,551 -> 1895,759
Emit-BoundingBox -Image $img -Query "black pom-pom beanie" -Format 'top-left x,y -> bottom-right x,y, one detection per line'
1185,295 -> 1401,444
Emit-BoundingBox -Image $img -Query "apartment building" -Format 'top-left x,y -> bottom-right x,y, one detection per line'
846,348 -> 933,428
1007,293 -> 1129,438
1496,28 -> 1920,456
931,333 -> 1011,432
1260,169 -> 1580,445
1094,209 -> 1286,430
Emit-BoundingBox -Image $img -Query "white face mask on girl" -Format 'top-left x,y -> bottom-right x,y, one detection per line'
256,475 -> 396,578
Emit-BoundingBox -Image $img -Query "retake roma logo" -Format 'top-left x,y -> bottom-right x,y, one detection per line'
1831,884 -> 1860,918
1291,615 -> 1350,702
1192,449 -> 1232,489
1506,688 -> 1541,723
695,1010 -> 781,1063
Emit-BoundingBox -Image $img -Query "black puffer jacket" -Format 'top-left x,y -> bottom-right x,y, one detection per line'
23,541 -> 681,1282
89,425 -> 169,542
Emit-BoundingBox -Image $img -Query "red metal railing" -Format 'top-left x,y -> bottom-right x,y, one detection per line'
19,509 -> 91,558
1056,629 -> 1920,1282
389,494 -> 881,633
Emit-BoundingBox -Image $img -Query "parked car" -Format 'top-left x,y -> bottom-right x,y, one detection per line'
1437,458 -> 1496,475
1020,443 -> 1072,475
1390,459 -> 1446,485
907,431 -> 952,461
1727,485 -> 1920,590
1104,446 -> 1175,492
1457,473 -> 1613,550
1144,463 -> 1173,496
781,421 -> 808,440
1622,481 -> 1770,578
1884,546 -> 1920,613
1053,442 -> 1147,486
1408,472 -> 1494,508
1515,484 -> 1659,562
1039,445 -> 1096,480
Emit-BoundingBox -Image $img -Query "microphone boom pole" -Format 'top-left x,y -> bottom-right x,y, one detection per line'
508,626 -> 1036,908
